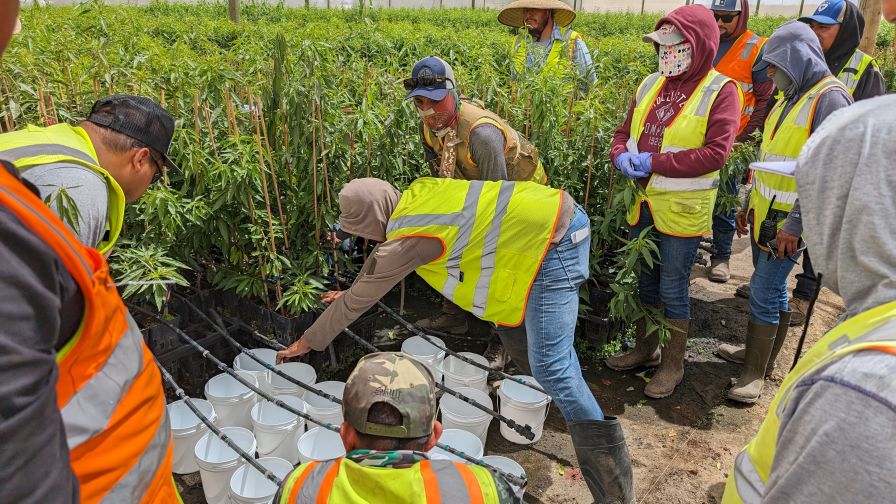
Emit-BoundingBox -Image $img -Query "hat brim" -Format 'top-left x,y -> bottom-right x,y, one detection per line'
642,30 -> 686,46
799,14 -> 840,25
497,0 -> 576,28
404,87 -> 449,101
161,153 -> 180,173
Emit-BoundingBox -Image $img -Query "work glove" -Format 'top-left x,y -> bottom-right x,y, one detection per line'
614,152 -> 644,179
634,152 -> 653,178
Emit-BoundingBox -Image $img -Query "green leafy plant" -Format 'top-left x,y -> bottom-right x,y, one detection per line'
110,239 -> 191,311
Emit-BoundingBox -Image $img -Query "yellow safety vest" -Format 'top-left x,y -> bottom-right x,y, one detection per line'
278,456 -> 504,503
386,177 -> 561,327
512,26 -> 583,78
626,70 -> 739,237
422,101 -> 547,184
0,123 -> 126,253
723,300 -> 896,503
749,76 -> 846,248
837,48 -> 879,97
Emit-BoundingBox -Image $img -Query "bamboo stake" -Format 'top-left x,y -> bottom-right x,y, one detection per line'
47,89 -> 59,125
193,91 -> 201,137
584,132 -> 595,208
311,102 -> 321,250
256,96 -> 289,251
250,94 -> 280,262
316,101 -> 332,209
93,79 -> 100,101
202,101 -> 219,160
37,87 -> 49,126
365,136 -> 372,178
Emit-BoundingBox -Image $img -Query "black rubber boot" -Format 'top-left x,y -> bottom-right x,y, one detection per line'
493,325 -> 532,376
568,418 -> 635,504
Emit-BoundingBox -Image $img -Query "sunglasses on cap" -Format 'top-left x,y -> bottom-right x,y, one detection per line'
714,12 -> 739,22
402,75 -> 455,91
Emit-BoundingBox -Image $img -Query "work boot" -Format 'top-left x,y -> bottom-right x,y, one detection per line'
416,299 -> 468,334
605,318 -> 660,371
708,258 -> 731,283
569,418 -> 635,504
765,310 -> 792,375
645,319 -> 689,399
735,283 -> 750,299
727,320 -> 778,404
789,297 -> 809,326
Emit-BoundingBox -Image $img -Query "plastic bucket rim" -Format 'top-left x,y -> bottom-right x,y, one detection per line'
194,426 -> 257,470
205,372 -> 258,403
401,335 -> 447,360
169,398 -> 217,436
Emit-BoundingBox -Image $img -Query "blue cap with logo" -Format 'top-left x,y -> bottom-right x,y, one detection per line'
799,0 -> 848,25
404,56 -> 456,101
710,0 -> 744,12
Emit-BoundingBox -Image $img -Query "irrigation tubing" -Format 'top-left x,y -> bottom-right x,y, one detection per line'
135,302 -> 527,488
155,357 -> 283,486
790,272 -> 824,371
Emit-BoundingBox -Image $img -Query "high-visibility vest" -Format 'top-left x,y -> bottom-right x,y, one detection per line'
836,48 -> 879,98
0,165 -> 177,503
386,177 -> 562,327
715,30 -> 767,136
0,123 -> 127,254
278,456 -> 504,503
625,69 -> 740,237
722,300 -> 896,503
422,100 -> 547,184
748,76 -> 847,248
512,26 -> 583,78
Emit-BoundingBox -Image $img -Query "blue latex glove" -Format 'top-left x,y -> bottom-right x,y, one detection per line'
615,152 -> 644,179
633,152 -> 653,177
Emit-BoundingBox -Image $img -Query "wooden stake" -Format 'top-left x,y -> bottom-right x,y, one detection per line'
256,96 -> 289,251
202,101 -> 219,160
316,101 -> 332,209
584,132 -> 595,208
193,91 -> 201,137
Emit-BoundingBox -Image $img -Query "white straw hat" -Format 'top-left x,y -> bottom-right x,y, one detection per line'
498,0 -> 577,28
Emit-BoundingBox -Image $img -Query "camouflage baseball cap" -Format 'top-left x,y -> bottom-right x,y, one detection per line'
343,352 -> 437,439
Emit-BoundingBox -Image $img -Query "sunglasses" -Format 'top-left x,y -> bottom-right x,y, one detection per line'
150,155 -> 164,184
403,75 -> 454,91
714,12 -> 739,23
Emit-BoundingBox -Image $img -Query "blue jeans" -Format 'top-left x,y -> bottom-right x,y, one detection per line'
711,176 -> 738,260
525,205 -> 604,422
749,240 -> 800,325
630,203 -> 701,320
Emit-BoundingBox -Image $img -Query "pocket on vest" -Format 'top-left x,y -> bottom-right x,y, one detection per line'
491,269 -> 516,302
670,191 -> 711,215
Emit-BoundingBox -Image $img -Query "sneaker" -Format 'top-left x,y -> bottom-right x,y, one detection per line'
708,258 -> 730,283
735,283 -> 750,299
416,311 -> 468,334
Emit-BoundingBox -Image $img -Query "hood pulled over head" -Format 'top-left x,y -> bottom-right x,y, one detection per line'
650,5 -> 720,83
338,178 -> 402,243
763,20 -> 832,97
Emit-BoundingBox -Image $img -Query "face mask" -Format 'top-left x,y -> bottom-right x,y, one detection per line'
417,92 -> 458,136
772,69 -> 797,98
658,41 -> 693,77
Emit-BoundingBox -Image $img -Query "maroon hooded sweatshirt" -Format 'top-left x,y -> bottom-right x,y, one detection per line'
610,5 -> 741,186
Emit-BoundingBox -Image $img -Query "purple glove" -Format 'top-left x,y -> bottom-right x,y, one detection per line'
615,152 -> 644,179
633,152 -> 652,177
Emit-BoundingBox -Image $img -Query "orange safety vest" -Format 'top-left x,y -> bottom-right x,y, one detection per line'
0,166 -> 178,503
715,30 -> 767,136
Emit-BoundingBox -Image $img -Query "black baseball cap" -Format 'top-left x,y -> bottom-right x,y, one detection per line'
87,95 -> 179,171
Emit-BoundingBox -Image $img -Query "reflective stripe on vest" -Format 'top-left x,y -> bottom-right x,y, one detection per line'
0,123 -> 127,253
722,301 -> 896,503
281,457 -> 497,503
749,76 -> 847,247
716,31 -> 767,135
512,27 -> 581,77
626,70 -> 738,237
0,167 -> 177,503
386,177 -> 561,326
837,48 -> 877,96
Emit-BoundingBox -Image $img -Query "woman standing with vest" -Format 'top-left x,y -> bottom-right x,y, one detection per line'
604,5 -> 742,399
720,21 -> 852,404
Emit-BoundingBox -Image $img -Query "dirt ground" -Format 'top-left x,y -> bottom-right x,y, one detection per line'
467,234 -> 843,504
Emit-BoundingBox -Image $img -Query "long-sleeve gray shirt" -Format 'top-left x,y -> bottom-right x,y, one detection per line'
423,124 -> 509,181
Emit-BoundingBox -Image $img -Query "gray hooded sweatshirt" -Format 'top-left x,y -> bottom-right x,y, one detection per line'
303,178 -> 573,350
760,21 -> 853,236
759,96 -> 896,502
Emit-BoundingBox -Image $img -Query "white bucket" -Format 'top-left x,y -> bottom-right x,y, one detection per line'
234,348 -> 278,394
439,387 -> 493,446
228,456 -> 294,504
266,362 -> 317,399
482,455 -> 527,499
429,429 -> 484,463
401,336 -> 446,382
304,381 -> 345,428
194,426 -> 257,504
497,375 -> 551,444
251,395 -> 306,464
440,352 -> 489,394
297,427 -> 346,464
205,371 -> 259,430
169,398 -> 218,474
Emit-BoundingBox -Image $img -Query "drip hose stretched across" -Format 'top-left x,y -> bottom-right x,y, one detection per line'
135,302 -> 528,488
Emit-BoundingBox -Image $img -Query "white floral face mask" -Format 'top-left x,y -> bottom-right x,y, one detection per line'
659,41 -> 693,77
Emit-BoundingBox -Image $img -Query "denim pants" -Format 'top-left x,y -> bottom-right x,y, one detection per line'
711,176 -> 738,260
630,203 -> 701,320
525,205 -> 604,422
749,239 -> 800,325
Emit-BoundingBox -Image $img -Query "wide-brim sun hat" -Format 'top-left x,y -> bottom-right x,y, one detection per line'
498,0 -> 577,28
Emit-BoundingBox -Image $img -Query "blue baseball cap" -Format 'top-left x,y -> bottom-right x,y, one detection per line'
404,56 -> 456,101
799,0 -> 848,25
710,0 -> 744,12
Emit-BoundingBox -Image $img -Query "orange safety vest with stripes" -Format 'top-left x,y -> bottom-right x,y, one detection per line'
0,165 -> 178,503
277,456 -> 506,503
715,30 -> 767,137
